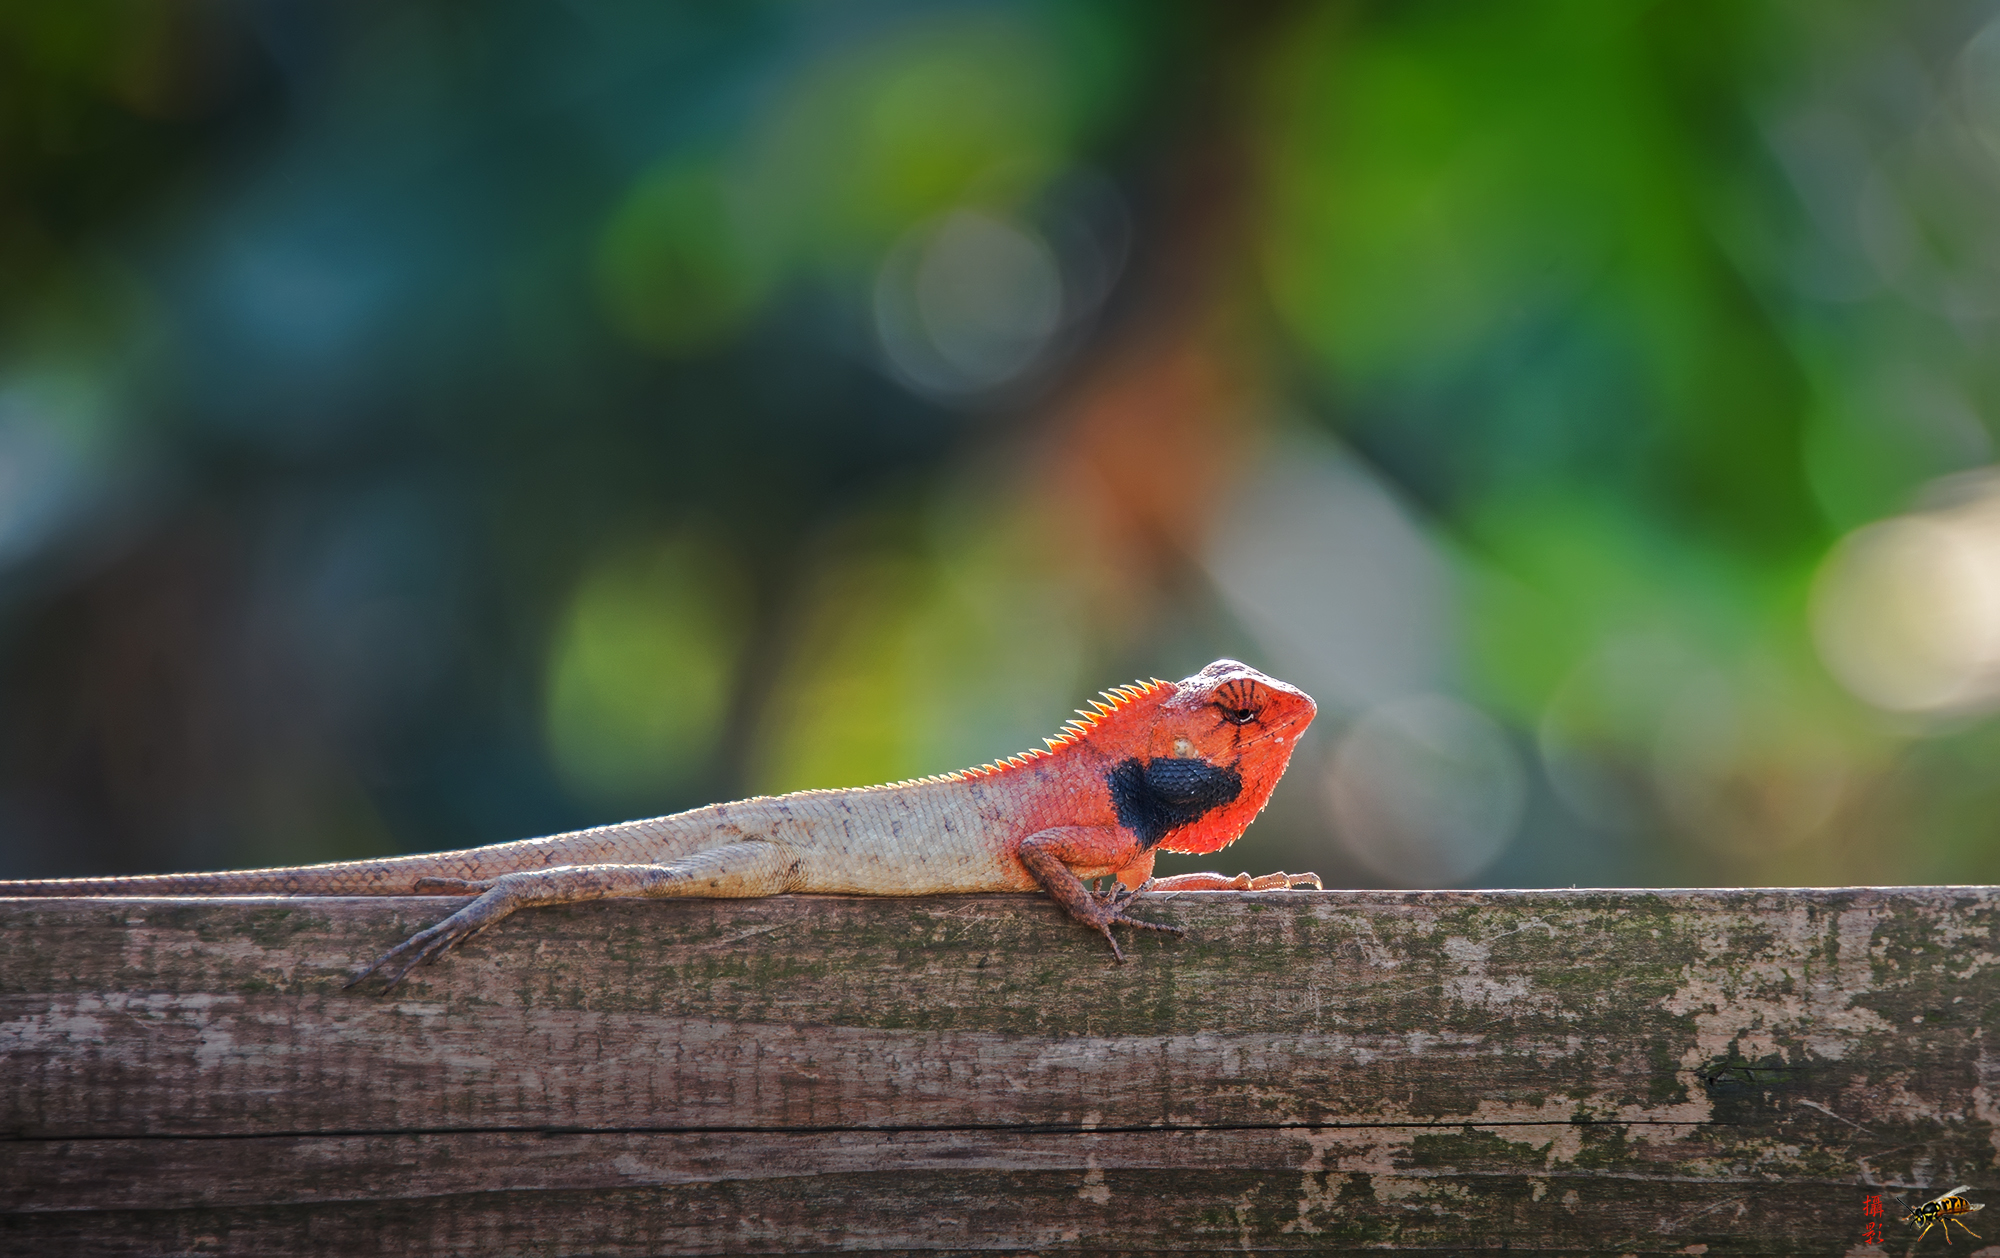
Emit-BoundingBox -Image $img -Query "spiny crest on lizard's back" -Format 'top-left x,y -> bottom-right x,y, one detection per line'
952,677 -> 1172,781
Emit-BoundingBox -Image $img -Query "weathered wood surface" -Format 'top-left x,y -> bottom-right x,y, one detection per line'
2,887 -> 1994,1255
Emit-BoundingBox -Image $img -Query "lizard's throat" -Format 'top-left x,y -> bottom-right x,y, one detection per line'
1106,755 -> 1245,851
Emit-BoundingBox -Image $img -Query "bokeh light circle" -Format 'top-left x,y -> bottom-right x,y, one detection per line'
1325,694 -> 1526,887
1811,510 -> 2000,714
874,209 -> 1062,397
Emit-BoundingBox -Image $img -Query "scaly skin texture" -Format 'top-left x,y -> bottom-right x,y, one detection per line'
0,659 -> 1317,987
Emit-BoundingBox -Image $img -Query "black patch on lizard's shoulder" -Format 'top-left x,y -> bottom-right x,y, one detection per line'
1107,756 -> 1244,849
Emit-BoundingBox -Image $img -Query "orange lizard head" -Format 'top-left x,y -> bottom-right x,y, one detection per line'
1093,659 -> 1316,855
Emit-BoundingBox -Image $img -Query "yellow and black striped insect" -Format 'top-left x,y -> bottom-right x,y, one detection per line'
1905,1185 -> 1984,1244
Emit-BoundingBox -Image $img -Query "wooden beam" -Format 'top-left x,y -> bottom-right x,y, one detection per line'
3,888 -> 1991,1253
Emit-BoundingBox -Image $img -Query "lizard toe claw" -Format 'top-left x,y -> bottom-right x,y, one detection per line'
412,876 -> 494,895
351,924 -> 464,991
1083,877 -> 1184,962
1097,876 -> 1152,913
346,895 -> 504,991
345,929 -> 433,991
1112,913 -> 1186,936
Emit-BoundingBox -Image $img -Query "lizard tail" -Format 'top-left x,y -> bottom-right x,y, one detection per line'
0,859 -> 470,897
0,814 -> 719,899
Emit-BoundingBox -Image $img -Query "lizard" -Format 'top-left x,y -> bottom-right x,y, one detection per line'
0,658 -> 1319,989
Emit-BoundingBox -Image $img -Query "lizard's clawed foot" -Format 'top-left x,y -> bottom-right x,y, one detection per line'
346,891 -> 507,992
1148,869 -> 1323,891
1252,870 -> 1321,890
1084,877 -> 1186,963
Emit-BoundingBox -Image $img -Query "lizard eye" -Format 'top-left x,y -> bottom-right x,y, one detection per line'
1213,677 -> 1265,726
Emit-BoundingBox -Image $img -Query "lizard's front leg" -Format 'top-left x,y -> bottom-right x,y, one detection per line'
1017,827 -> 1185,962
349,840 -> 797,991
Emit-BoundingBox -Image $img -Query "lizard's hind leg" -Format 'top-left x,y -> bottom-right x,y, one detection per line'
349,840 -> 799,991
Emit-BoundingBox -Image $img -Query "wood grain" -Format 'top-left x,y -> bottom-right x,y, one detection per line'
3,887 -> 1994,1254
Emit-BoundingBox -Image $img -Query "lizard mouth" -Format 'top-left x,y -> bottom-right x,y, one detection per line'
1236,710 -> 1312,753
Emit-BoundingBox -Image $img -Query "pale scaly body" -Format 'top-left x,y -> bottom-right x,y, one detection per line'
0,659 -> 1319,987
0,780 -> 1046,899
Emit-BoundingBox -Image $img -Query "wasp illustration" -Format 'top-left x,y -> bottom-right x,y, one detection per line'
1905,1185 -> 1984,1244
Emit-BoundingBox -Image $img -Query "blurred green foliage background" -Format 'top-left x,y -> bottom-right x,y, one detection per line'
4,0 -> 2000,890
